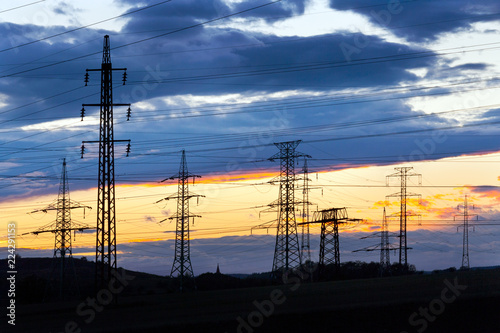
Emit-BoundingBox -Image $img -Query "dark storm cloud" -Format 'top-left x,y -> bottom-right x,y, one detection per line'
117,0 -> 305,27
0,22 -> 104,122
229,0 -> 306,22
231,33 -> 436,89
329,0 -> 500,42
451,63 -> 490,71
0,16 -> 442,125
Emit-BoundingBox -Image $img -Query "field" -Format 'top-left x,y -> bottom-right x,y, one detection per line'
11,267 -> 500,333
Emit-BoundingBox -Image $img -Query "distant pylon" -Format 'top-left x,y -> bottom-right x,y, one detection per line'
80,35 -> 131,291
353,207 -> 397,275
456,195 -> 476,269
157,150 -> 204,291
300,158 -> 312,265
380,207 -> 390,269
386,167 -> 421,267
25,159 -> 92,299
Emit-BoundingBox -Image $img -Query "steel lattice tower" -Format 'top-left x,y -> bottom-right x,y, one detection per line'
80,35 -> 131,290
269,141 -> 310,274
386,167 -> 421,268
380,207 -> 390,269
158,150 -> 203,291
300,208 -> 360,270
25,159 -> 92,299
457,195 -> 476,269
300,159 -> 312,264
354,207 -> 397,275
319,210 -> 341,268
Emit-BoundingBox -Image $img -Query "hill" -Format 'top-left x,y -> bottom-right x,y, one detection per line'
8,261 -> 500,333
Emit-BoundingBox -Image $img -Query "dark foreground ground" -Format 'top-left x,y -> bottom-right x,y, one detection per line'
9,268 -> 500,333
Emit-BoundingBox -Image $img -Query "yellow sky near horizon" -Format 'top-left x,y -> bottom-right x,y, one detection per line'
3,151 -> 500,252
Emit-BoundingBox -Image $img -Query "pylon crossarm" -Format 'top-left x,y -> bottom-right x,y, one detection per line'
353,245 -> 381,252
157,193 -> 205,204
252,219 -> 278,231
29,201 -> 57,213
165,213 -> 201,220
71,220 -> 94,229
354,242 -> 400,252
23,222 -> 57,235
86,67 -> 127,72
155,193 -> 180,203
360,232 -> 383,239
161,173 -> 201,183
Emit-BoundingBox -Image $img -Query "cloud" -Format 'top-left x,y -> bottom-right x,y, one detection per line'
427,206 -> 457,219
143,215 -> 157,223
468,185 -> 500,202
329,0 -> 500,42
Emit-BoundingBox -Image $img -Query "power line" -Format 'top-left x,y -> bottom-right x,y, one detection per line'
0,0 -> 173,54
122,44 -> 500,84
0,0 -> 283,79
0,0 -> 46,14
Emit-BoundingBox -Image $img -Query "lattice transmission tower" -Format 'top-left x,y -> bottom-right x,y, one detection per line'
157,150 -> 204,291
300,158 -> 312,265
300,207 -> 361,273
80,35 -> 131,290
353,207 -> 397,274
456,195 -> 476,269
252,141 -> 310,277
269,141 -> 310,275
24,159 -> 92,299
386,167 -> 421,267
380,207 -> 391,269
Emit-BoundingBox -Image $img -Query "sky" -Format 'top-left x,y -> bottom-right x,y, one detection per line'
2,0 -> 500,275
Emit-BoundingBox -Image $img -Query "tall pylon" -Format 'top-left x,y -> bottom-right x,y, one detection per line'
386,167 -> 421,267
80,35 -> 131,290
269,141 -> 310,275
158,150 -> 204,291
456,195 -> 476,269
25,159 -> 92,299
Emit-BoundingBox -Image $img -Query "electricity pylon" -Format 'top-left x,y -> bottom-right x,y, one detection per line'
157,150 -> 204,291
300,207 -> 361,273
386,167 -> 421,267
253,141 -> 310,277
80,35 -> 131,290
380,207 -> 390,269
456,195 -> 476,269
300,158 -> 312,265
25,159 -> 92,299
353,207 -> 398,274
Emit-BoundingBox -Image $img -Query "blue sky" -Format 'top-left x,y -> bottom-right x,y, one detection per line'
2,0 -> 500,274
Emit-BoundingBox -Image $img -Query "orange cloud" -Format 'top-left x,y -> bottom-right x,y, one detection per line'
426,206 -> 457,219
372,200 -> 390,208
119,169 -> 277,189
468,186 -> 500,202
